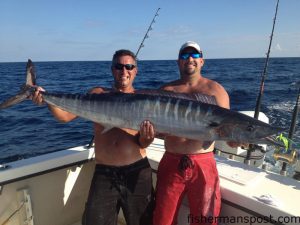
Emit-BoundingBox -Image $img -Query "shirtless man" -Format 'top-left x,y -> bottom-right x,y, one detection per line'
153,41 -> 229,225
32,50 -> 155,225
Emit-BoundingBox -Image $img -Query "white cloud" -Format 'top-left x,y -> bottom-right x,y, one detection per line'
275,43 -> 282,51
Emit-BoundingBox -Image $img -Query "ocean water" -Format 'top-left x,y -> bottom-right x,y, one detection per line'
0,58 -> 299,175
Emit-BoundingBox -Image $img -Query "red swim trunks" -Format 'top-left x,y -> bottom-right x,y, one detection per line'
153,151 -> 221,225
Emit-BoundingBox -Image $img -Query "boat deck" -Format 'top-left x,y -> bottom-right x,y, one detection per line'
1,138 -> 300,225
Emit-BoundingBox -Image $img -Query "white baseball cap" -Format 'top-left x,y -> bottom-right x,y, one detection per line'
179,41 -> 201,55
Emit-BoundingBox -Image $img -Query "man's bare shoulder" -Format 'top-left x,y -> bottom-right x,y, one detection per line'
88,87 -> 110,94
202,79 -> 229,108
160,79 -> 182,91
203,79 -> 224,91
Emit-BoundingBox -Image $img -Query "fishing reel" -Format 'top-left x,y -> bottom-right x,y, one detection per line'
273,148 -> 298,165
273,148 -> 298,176
272,133 -> 299,176
273,133 -> 298,164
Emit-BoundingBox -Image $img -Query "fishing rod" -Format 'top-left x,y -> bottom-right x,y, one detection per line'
253,0 -> 279,119
293,85 -> 300,180
288,85 -> 300,140
87,8 -> 161,148
245,0 -> 280,163
135,8 -> 160,58
276,84 -> 300,175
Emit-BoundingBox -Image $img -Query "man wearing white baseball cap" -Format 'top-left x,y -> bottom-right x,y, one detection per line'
178,41 -> 202,56
154,41 -> 230,225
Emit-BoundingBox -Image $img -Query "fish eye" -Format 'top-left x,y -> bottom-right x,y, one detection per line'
209,122 -> 219,127
246,125 -> 255,132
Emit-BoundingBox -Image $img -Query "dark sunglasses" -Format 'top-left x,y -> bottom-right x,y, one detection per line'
179,52 -> 203,60
113,63 -> 136,71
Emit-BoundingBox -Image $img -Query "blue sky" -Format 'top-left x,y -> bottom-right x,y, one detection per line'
0,0 -> 299,62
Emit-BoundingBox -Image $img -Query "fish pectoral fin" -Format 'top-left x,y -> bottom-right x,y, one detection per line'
101,125 -> 115,134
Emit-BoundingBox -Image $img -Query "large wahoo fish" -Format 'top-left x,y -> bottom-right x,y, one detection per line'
0,60 -> 285,146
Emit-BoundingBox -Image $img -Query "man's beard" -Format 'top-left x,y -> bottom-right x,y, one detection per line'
183,66 -> 197,75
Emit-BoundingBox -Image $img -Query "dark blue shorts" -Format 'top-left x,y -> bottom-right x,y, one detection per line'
82,157 -> 154,225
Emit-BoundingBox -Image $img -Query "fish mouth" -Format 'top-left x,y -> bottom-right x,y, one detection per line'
254,124 -> 287,147
256,125 -> 287,139
237,124 -> 287,147
253,135 -> 285,148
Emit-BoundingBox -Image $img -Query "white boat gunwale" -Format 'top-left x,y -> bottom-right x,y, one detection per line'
0,146 -> 95,186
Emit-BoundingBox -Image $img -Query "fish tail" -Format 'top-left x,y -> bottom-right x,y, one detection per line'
0,59 -> 36,109
25,59 -> 36,86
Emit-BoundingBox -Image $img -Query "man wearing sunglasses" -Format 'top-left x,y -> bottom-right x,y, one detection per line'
32,49 -> 155,225
153,41 -> 230,225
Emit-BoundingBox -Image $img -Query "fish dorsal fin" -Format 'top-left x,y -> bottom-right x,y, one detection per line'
191,93 -> 217,105
135,89 -> 217,105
